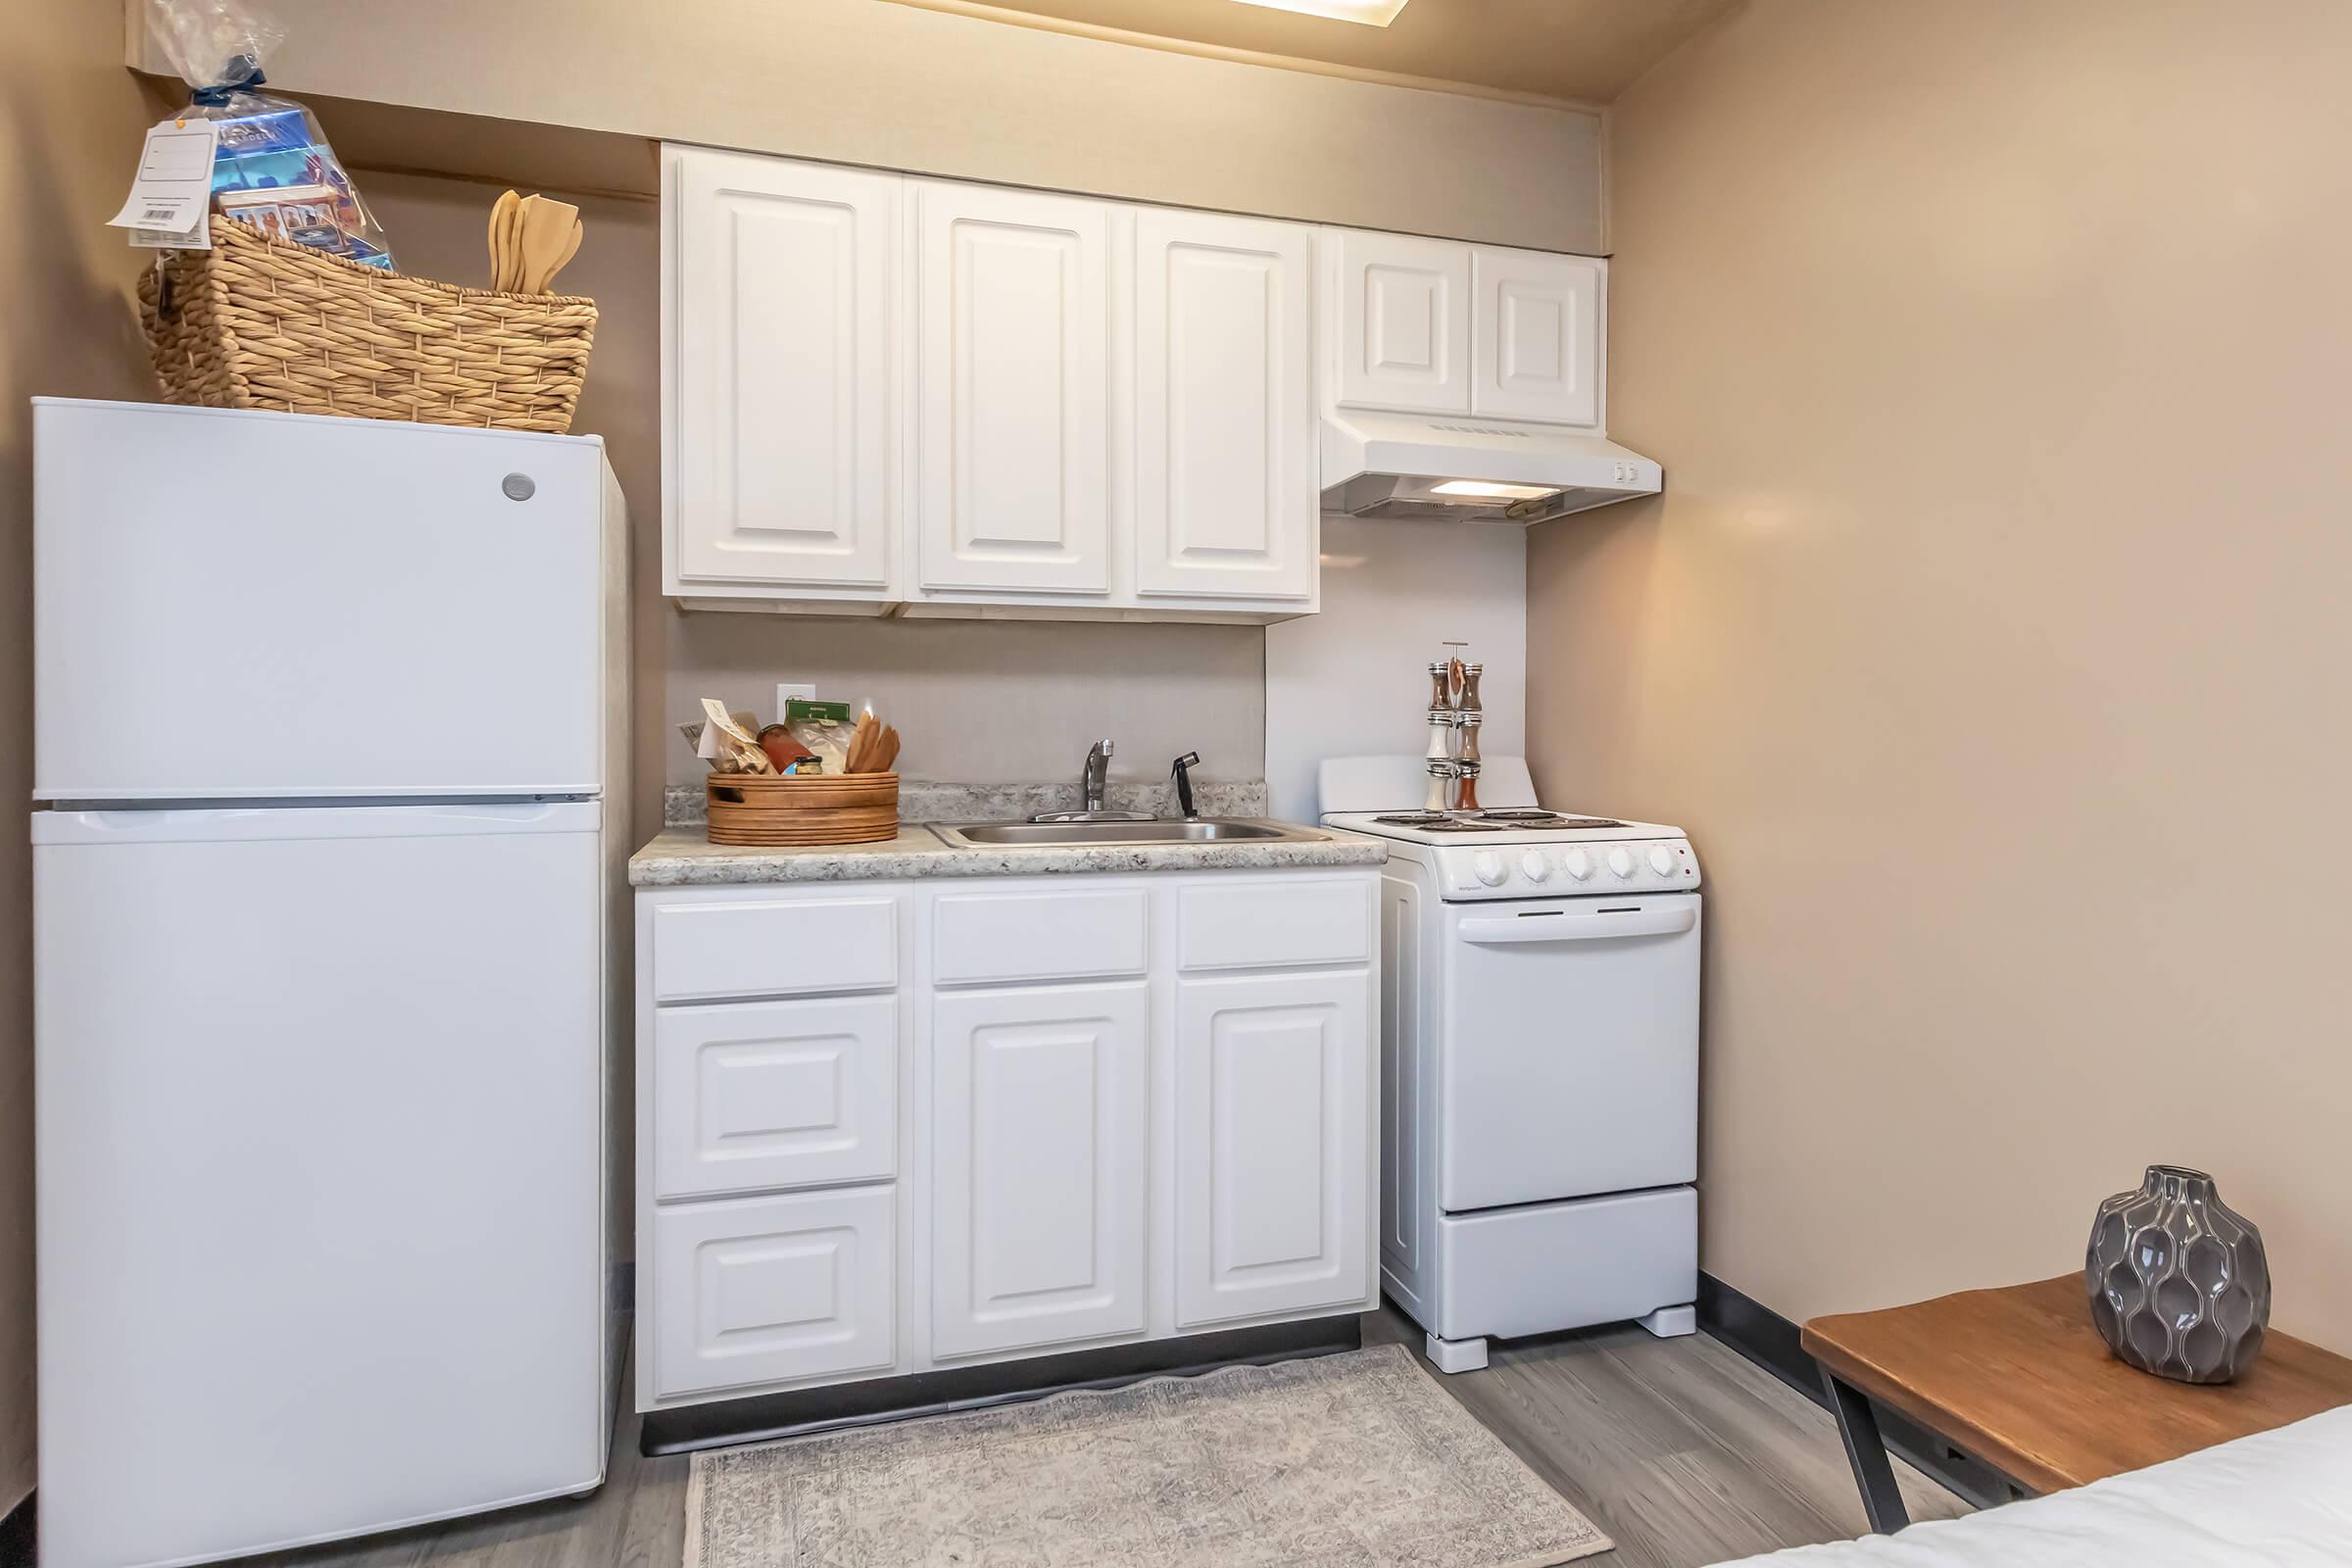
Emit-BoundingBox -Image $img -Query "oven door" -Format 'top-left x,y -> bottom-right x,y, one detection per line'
1438,893 -> 1699,1212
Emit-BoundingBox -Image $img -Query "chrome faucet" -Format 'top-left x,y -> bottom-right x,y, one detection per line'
1082,737 -> 1114,813
1029,738 -> 1152,823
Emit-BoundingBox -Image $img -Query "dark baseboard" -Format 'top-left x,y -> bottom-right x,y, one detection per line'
0,1490 -> 33,1568
643,1313 -> 1363,1455
1697,1272 -> 2024,1511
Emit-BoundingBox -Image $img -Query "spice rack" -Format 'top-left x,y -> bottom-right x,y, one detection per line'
1420,644 -> 1484,811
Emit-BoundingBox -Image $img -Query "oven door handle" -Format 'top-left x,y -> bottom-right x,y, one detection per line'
1457,907 -> 1696,945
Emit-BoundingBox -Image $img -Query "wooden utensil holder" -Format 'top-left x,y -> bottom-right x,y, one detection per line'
705,773 -> 899,847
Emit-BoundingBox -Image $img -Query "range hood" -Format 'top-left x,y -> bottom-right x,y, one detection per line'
1320,409 -> 1663,524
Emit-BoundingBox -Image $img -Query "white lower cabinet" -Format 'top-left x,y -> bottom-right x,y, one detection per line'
1175,971 -> 1370,1327
653,995 -> 897,1199
930,982 -> 1151,1357
637,869 -> 1376,1414
652,1187 -> 897,1397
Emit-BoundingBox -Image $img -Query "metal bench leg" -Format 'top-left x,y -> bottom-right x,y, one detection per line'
1825,1372 -> 1910,1535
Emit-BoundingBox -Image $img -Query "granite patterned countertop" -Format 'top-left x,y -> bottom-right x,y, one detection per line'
628,821 -> 1386,888
633,776 -> 1385,887
659,776 -> 1273,830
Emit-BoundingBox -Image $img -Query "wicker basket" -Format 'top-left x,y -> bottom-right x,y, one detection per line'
137,219 -> 597,433
706,773 -> 901,848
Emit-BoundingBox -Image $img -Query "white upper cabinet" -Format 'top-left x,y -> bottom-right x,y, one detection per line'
1132,210 -> 1315,603
1328,230 -> 1608,432
914,182 -> 1112,596
667,149 -> 896,597
661,145 -> 1615,619
1471,248 -> 1603,428
1332,229 -> 1472,415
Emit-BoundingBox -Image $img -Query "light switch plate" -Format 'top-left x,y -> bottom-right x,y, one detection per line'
775,683 -> 815,723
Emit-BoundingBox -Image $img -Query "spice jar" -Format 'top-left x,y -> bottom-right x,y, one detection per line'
1426,708 -> 1457,763
1423,760 -> 1454,812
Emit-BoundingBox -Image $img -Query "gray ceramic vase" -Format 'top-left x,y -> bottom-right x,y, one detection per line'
2085,1165 -> 2269,1385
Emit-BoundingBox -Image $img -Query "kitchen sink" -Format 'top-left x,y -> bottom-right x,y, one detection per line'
930,818 -> 1324,849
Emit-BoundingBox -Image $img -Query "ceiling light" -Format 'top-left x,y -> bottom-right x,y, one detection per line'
1430,479 -> 1558,501
1227,0 -> 1411,25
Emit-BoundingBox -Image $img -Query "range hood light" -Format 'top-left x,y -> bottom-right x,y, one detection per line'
1227,0 -> 1411,24
1429,479 -> 1559,501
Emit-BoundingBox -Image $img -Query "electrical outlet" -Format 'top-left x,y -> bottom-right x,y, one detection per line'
774,683 -> 815,722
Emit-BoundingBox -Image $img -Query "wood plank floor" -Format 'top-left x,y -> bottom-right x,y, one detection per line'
253,1307 -> 1967,1568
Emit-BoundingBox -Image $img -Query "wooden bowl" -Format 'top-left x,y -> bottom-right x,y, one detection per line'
705,772 -> 899,847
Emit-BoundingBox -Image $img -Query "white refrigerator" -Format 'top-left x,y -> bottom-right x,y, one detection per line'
30,400 -> 626,1568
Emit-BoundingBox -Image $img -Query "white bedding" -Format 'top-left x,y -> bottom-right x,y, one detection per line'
1710,1404 -> 2352,1566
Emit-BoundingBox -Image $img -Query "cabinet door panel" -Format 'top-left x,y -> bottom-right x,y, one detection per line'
651,1188 -> 895,1397
673,151 -> 895,588
1471,248 -> 1602,427
653,996 -> 897,1199
1134,211 -> 1314,601
1333,230 -> 1471,415
931,983 -> 1149,1356
1175,971 -> 1370,1327
915,184 -> 1111,594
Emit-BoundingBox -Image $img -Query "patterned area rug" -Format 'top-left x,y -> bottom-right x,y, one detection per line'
685,1344 -> 1611,1567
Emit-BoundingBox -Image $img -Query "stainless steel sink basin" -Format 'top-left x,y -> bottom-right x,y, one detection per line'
930,818 -> 1324,849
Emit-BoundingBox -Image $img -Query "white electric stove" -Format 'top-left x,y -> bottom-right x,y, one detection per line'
1320,755 -> 1700,1373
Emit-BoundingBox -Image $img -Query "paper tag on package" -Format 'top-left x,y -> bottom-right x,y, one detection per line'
110,119 -> 220,248
696,699 -> 773,773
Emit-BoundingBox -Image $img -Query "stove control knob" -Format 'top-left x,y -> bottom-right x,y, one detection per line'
1647,845 -> 1678,877
1607,847 -> 1637,879
1562,849 -> 1594,881
1472,851 -> 1508,887
1519,851 -> 1551,883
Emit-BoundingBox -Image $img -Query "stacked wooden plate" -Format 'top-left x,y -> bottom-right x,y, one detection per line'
706,772 -> 900,847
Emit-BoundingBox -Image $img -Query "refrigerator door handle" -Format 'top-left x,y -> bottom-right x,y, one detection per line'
31,800 -> 601,846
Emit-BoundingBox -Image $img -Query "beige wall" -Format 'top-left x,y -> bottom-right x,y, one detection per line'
1,0 -> 156,1515
1531,0 -> 2352,1350
358,172 -> 1266,815
133,0 -> 1604,253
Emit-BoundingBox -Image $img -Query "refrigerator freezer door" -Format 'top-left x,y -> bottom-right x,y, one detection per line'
34,804 -> 606,1567
33,400 -> 609,801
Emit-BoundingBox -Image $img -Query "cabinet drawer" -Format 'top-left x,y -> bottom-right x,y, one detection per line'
653,996 -> 898,1199
651,895 -> 899,1002
930,887 -> 1149,986
651,1187 -> 896,1397
1177,877 -> 1373,972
